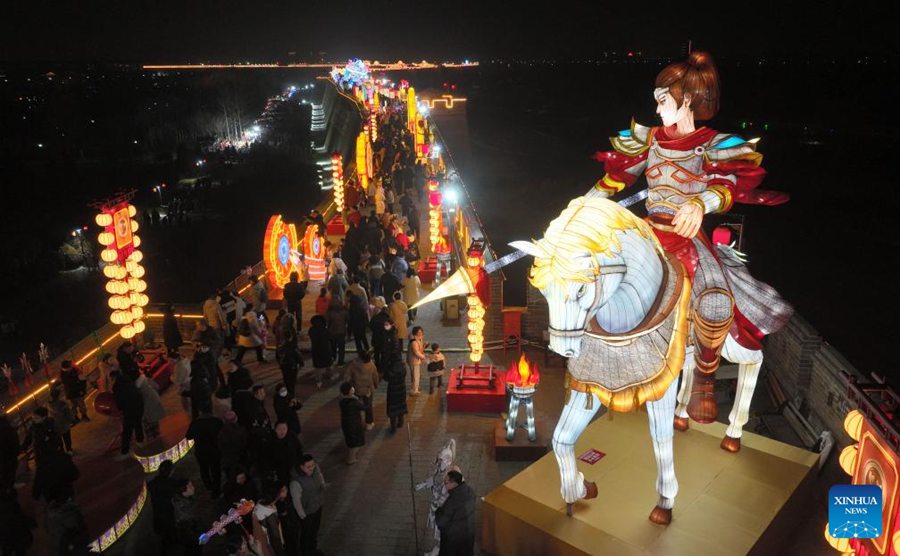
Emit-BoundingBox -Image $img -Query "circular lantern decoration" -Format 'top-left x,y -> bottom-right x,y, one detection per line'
839,444 -> 859,476
263,215 -> 300,290
96,213 -> 113,227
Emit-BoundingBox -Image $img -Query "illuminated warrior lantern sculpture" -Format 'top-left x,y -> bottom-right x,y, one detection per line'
513,52 -> 792,524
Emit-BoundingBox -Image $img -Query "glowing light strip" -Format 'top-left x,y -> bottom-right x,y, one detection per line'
145,313 -> 204,319
88,482 -> 148,552
133,437 -> 195,473
141,62 -> 478,71
422,95 -> 468,109
4,381 -> 54,414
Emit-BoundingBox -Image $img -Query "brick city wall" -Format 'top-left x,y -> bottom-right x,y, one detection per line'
521,283 -> 549,342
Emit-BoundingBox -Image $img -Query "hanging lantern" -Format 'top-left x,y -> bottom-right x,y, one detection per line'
843,410 -> 864,442
131,265 -> 146,279
125,260 -> 137,273
95,213 -> 113,227
838,444 -> 858,476
120,325 -> 136,339
128,250 -> 143,263
131,306 -> 144,320
101,249 -> 118,263
103,265 -> 120,279
98,232 -> 115,246
131,220 -> 139,233
132,235 -> 141,248
132,320 -> 146,334
127,205 -> 137,217
331,153 -> 344,212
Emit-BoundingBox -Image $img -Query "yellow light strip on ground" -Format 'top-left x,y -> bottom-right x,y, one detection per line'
134,438 -> 195,473
4,381 -> 54,414
88,482 -> 148,552
75,331 -> 122,367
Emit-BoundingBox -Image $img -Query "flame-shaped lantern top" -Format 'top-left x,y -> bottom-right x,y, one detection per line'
506,354 -> 540,388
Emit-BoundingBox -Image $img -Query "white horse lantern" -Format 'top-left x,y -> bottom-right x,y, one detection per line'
518,196 -> 774,524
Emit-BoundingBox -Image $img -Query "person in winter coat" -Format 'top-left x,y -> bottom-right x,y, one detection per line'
325,299 -> 348,366
250,274 -> 269,315
326,269 -> 349,306
136,374 -> 164,439
48,385 -> 76,453
252,489 -> 285,556
173,480 -> 201,556
117,341 -> 142,380
186,405 -> 223,498
270,422 -> 304,486
217,411 -> 248,478
98,352 -> 120,393
235,311 -> 266,364
275,310 -> 302,396
281,272 -> 304,327
347,291 -> 370,355
189,347 -> 215,421
388,291 -> 409,344
45,494 -> 89,556
381,270 -> 402,307
0,488 -> 34,555
273,383 -> 302,437
59,360 -> 89,422
369,301 -> 391,374
308,315 -> 333,388
403,267 -> 422,321
148,459 -> 179,549
163,304 -> 184,353
171,350 -> 192,414
225,360 -> 253,392
383,325 -> 408,432
344,351 -> 379,429
289,456 -> 326,556
339,382 -> 365,464
434,470 -> 476,556
407,326 -> 427,396
112,371 -> 145,459
275,484 -> 300,556
367,255 -> 386,298
314,288 -> 330,316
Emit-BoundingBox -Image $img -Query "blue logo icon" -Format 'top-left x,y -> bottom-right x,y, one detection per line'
829,484 -> 882,539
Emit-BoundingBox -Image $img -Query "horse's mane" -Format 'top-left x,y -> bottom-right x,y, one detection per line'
529,197 -> 659,289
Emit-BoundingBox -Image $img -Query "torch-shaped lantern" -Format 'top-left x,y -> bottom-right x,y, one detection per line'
355,132 -> 368,194
95,194 -> 149,340
407,86 -> 417,134
505,354 -> 541,441
428,179 -> 442,250
465,241 -> 487,364
331,153 -> 344,212
369,112 -> 378,143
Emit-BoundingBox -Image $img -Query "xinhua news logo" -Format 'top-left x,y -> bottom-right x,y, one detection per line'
829,485 -> 882,539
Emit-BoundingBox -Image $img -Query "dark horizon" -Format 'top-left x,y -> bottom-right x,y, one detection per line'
2,1 -> 897,64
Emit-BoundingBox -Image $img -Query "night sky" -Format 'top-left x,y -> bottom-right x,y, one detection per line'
1,1 -> 895,63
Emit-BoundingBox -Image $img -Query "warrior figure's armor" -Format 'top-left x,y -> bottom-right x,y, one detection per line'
587,122 -> 793,422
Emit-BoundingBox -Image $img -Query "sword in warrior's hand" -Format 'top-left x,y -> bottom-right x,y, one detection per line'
411,189 -> 648,309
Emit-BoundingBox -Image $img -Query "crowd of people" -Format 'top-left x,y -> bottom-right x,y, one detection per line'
0,93 -> 476,556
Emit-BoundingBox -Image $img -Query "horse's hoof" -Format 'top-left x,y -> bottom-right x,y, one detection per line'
649,505 -> 672,525
687,394 -> 718,424
583,480 -> 598,500
720,435 -> 741,453
566,503 -> 573,517
673,416 -> 690,431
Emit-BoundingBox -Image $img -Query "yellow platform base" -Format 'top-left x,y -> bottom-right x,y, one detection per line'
481,411 -> 819,555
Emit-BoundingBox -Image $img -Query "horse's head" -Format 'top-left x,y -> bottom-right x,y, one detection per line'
515,197 -> 657,358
